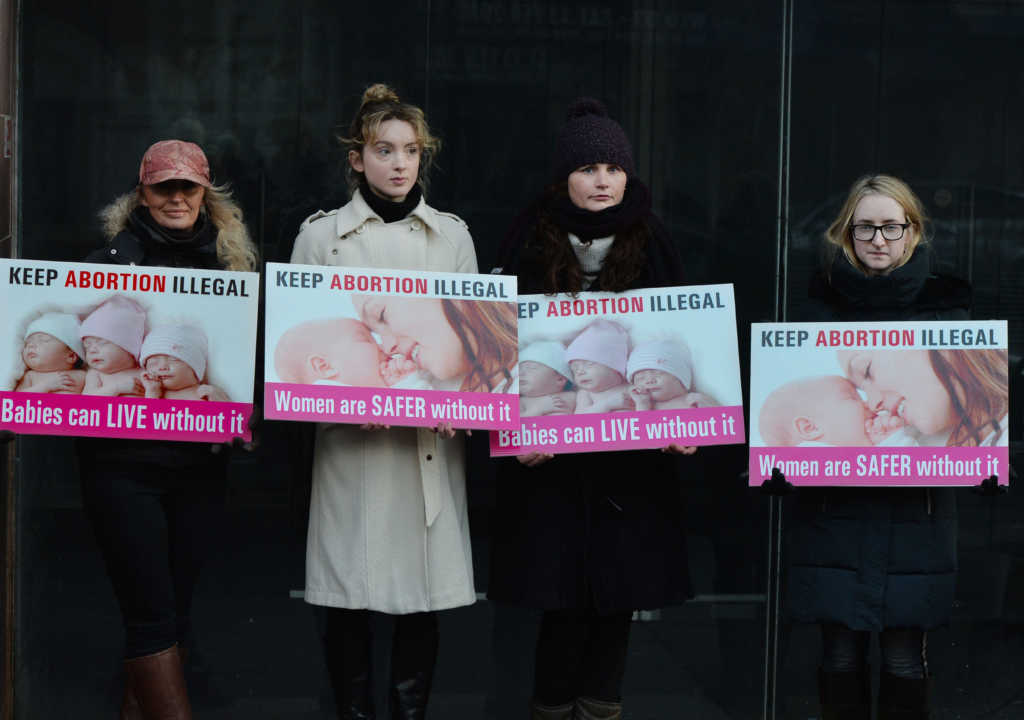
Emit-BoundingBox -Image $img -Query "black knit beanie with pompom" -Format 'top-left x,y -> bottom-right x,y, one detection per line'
552,97 -> 636,180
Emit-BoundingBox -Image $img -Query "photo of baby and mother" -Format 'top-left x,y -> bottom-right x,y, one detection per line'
753,342 -> 1008,450
269,293 -> 519,395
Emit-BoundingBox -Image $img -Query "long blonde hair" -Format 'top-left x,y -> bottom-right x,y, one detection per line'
825,174 -> 928,275
99,184 -> 258,272
339,83 -> 441,195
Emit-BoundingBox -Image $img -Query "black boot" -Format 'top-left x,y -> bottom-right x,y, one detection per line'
325,609 -> 376,720
528,698 -> 574,719
575,696 -> 623,719
877,673 -> 930,720
389,612 -> 438,720
818,668 -> 870,720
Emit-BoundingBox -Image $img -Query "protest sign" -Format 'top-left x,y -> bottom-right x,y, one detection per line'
489,284 -> 745,456
264,262 -> 519,430
749,320 -> 1009,486
0,259 -> 259,442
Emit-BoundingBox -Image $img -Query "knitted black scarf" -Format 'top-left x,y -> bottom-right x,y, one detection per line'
545,180 -> 652,241
360,180 -> 423,223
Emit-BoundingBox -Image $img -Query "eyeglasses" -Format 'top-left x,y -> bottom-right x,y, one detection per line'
850,223 -> 910,243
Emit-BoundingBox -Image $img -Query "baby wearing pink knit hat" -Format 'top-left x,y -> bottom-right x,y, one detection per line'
565,319 -> 635,415
140,324 -> 229,402
80,296 -> 147,397
627,338 -> 720,411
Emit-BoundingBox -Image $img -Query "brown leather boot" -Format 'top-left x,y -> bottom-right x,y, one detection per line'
121,680 -> 142,720
575,696 -> 622,719
122,646 -> 188,719
529,698 -> 574,719
123,645 -> 192,719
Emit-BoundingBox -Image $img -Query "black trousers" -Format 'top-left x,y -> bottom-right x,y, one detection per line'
80,457 -> 226,659
821,623 -> 928,679
533,608 -> 633,706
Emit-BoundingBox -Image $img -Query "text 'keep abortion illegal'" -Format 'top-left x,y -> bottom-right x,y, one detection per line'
760,327 -> 999,348
274,269 -> 510,299
8,266 -> 252,297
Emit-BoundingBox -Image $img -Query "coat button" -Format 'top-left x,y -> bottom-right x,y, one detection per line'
110,248 -> 117,255
410,221 -> 422,231
426,454 -> 433,461
331,248 -> 338,255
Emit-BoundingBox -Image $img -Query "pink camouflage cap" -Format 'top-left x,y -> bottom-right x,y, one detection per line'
138,139 -> 212,187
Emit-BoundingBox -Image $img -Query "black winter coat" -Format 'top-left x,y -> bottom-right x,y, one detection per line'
78,208 -> 228,468
487,207 -> 694,613
785,248 -> 971,631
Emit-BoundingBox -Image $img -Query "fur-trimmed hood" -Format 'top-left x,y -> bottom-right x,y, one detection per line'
97,190 -> 257,272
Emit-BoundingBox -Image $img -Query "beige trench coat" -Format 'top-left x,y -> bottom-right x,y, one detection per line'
291,188 -> 478,613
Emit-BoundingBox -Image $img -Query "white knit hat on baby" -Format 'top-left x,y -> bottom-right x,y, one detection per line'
519,340 -> 571,380
626,338 -> 694,389
140,324 -> 209,382
25,312 -> 85,360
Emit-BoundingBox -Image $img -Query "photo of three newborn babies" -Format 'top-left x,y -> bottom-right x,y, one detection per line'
519,318 -> 721,417
10,294 -> 230,402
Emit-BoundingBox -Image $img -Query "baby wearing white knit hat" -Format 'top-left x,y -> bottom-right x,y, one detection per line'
518,340 -> 577,416
14,312 -> 87,394
627,338 -> 719,411
140,324 -> 229,402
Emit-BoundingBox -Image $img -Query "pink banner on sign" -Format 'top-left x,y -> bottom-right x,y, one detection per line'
748,445 -> 1009,487
0,391 -> 253,442
264,382 -> 518,430
489,405 -> 746,456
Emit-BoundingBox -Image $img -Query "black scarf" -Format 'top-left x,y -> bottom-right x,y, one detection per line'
360,180 -> 423,223
809,247 -> 972,321
545,180 -> 652,241
132,206 -> 215,245
127,206 -> 219,266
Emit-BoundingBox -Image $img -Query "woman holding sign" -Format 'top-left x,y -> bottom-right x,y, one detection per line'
788,174 -> 980,719
81,140 -> 257,717
290,84 -> 479,719
490,98 -> 692,720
